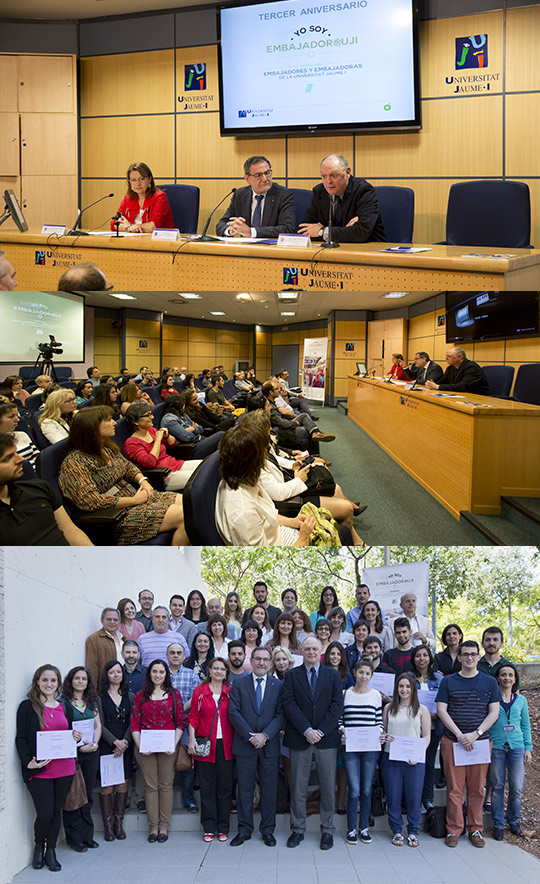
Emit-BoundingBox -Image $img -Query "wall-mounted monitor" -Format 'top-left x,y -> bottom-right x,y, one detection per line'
445,291 -> 539,343
218,0 -> 420,136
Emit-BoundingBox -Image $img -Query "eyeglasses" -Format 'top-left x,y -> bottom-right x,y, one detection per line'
248,169 -> 272,180
64,397 -> 77,403
460,652 -> 479,658
129,176 -> 148,184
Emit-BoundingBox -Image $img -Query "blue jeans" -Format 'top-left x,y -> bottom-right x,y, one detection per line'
193,431 -> 224,459
490,747 -> 525,828
423,718 -> 443,804
343,750 -> 379,832
180,768 -> 195,807
381,753 -> 425,836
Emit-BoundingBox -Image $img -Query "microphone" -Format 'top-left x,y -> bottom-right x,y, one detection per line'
67,193 -> 115,236
195,188 -> 237,243
321,193 -> 339,249
111,211 -> 122,238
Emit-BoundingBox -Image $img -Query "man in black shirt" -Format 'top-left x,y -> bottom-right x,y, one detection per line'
0,433 -> 92,546
207,375 -> 235,412
242,581 -> 282,628
425,347 -> 490,395
382,618 -> 413,674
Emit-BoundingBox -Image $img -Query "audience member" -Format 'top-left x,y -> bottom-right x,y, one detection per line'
92,383 -> 120,414
0,433 -> 92,546
0,250 -> 17,289
120,383 -> 151,415
263,379 -> 334,448
87,367 -> 102,386
75,380 -> 94,405
38,388 -> 78,443
229,646 -> 284,846
0,401 -> 39,465
138,607 -> 189,667
389,593 -> 435,648
490,663 -> 532,840
85,607 -> 124,688
181,387 -> 235,434
188,658 -> 235,842
340,659 -> 382,845
3,375 -> 31,404
124,401 -> 203,489
383,618 -> 414,674
434,624 -> 463,675
61,666 -> 101,852
34,375 -> 53,391
282,636 -> 343,850
131,660 -> 185,842
436,640 -> 501,848
58,263 -> 109,292
425,347 -> 490,395
59,406 -> 188,545
380,673 -> 431,848
207,374 -> 235,413
117,597 -> 145,642
16,665 -> 77,872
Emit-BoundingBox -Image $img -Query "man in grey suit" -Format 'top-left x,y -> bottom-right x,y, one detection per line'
282,637 -> 343,850
216,155 -> 295,238
400,351 -> 443,386
228,646 -> 284,846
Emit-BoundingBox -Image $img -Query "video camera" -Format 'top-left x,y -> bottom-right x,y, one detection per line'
38,335 -> 63,360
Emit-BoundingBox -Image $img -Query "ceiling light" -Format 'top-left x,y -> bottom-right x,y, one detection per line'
236,293 -> 250,301
178,292 -> 201,299
281,311 -> 296,316
210,311 -> 226,316
277,291 -> 298,300
109,293 -> 137,300
380,291 -> 409,299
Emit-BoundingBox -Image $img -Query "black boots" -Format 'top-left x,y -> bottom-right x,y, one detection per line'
44,847 -> 61,872
32,843 -> 45,869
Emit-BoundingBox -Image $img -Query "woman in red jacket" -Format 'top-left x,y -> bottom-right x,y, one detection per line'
123,401 -> 202,490
112,162 -> 174,233
385,354 -> 408,380
188,658 -> 234,842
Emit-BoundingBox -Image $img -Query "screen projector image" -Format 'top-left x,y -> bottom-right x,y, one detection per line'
219,0 -> 419,135
0,291 -> 85,364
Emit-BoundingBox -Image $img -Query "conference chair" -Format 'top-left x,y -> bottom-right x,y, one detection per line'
442,180 -> 532,248
19,366 -> 40,381
37,438 -> 173,546
195,376 -> 205,390
182,451 -> 224,545
481,365 -> 514,399
374,186 -> 415,243
159,184 -> 200,234
21,459 -> 36,479
24,392 -> 45,414
31,413 -> 52,450
59,381 -> 77,390
291,188 -> 313,230
141,385 -> 162,405
16,415 -> 33,438
173,381 -> 183,393
510,364 -> 540,406
222,379 -> 242,401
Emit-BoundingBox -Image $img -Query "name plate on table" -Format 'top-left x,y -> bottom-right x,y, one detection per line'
151,228 -> 180,242
41,225 -> 66,236
277,233 -> 311,248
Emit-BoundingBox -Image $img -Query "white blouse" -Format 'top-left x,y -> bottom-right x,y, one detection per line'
215,480 -> 299,546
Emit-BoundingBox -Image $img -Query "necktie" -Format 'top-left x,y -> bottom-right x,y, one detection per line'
310,666 -> 318,699
419,366 -> 426,384
252,194 -> 264,229
255,677 -> 263,711
332,196 -> 343,227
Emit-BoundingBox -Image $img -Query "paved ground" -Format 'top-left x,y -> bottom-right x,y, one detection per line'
11,812 -> 540,884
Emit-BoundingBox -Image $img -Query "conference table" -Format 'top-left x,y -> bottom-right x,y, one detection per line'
3,229 -> 540,291
347,375 -> 540,519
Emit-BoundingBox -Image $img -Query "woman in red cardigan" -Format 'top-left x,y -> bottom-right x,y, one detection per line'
386,353 -> 408,380
112,162 -> 174,233
188,658 -> 234,842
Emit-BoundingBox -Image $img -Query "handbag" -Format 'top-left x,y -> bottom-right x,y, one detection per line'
299,501 -> 342,546
63,763 -> 88,811
195,694 -> 223,756
304,464 -> 336,497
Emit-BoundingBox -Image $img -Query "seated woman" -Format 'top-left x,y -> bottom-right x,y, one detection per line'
3,375 -> 31,404
242,410 -> 363,545
215,422 -> 315,547
120,383 -> 152,416
385,354 -> 408,381
92,383 -> 120,416
0,401 -> 39,465
182,373 -> 196,392
38,388 -> 78,444
112,162 -> 174,234
160,394 -> 223,459
160,374 -> 178,400
75,380 -> 94,406
123,401 -> 202,491
181,388 -> 235,433
58,405 -> 188,545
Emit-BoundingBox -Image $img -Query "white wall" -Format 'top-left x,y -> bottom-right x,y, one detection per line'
0,546 -> 206,884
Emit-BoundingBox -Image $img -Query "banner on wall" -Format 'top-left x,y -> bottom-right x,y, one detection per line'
362,562 -> 429,619
302,337 -> 328,402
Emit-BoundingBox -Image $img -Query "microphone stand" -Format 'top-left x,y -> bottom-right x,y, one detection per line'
321,194 -> 339,249
195,188 -> 237,242
67,193 -> 115,236
112,212 -> 121,237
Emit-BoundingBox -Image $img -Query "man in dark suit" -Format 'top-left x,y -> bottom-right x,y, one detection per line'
400,351 -> 443,386
298,154 -> 386,244
228,646 -> 284,846
425,347 -> 490,395
282,636 -> 343,850
216,155 -> 295,238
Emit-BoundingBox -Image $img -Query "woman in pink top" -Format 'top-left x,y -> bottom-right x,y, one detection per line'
16,665 -> 80,872
117,597 -> 145,642
123,401 -> 202,491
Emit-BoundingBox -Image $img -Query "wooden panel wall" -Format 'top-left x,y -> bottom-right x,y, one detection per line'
334,320 -> 367,399
93,315 -> 122,375
255,329 -> 272,382
79,8 -> 540,242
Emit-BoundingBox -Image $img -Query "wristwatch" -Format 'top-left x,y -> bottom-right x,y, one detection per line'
475,727 -> 484,737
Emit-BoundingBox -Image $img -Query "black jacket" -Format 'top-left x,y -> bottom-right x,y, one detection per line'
402,361 -> 444,385
302,176 -> 386,244
216,183 -> 295,238
438,358 -> 490,395
16,698 -> 74,783
282,664 -> 343,750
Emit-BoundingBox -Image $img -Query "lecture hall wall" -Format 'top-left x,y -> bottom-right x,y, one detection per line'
3,1 -> 540,242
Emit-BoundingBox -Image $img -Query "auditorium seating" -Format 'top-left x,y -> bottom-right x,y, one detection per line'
374,185 -> 415,244
510,364 -> 540,406
481,365 -> 515,398
24,393 -> 44,414
159,184 -> 200,234
182,451 -> 224,545
31,413 -> 52,450
442,180 -> 532,248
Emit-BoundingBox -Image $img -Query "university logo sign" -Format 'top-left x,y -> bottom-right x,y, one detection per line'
35,251 -> 46,265
455,34 -> 487,69
184,63 -> 206,90
282,267 -> 299,285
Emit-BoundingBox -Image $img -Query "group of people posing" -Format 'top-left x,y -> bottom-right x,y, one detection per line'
16,582 -> 532,872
